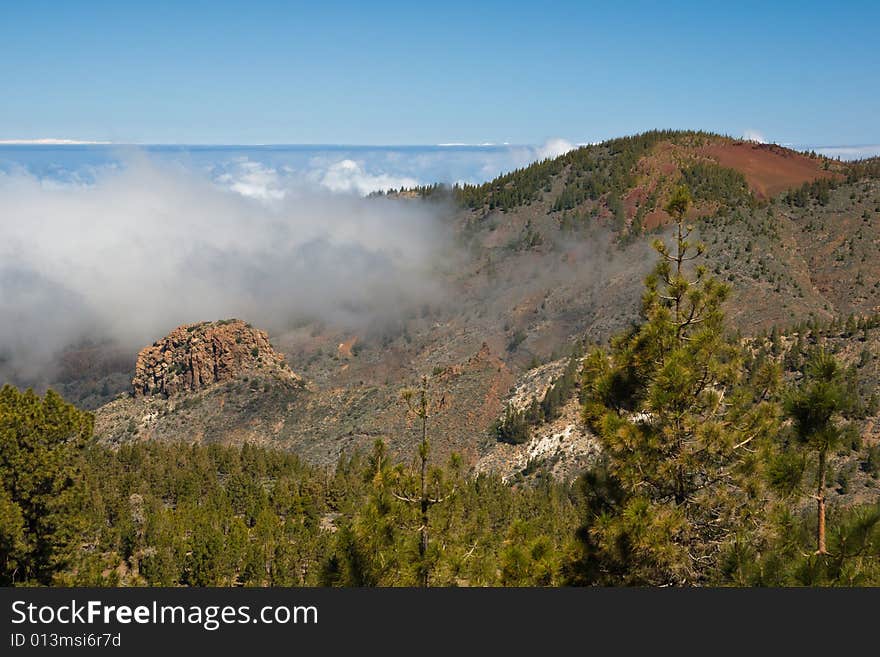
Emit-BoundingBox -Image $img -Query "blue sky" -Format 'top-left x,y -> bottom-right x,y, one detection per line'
1,1 -> 878,146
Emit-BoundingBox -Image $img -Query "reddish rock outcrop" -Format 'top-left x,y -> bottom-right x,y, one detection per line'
132,319 -> 299,397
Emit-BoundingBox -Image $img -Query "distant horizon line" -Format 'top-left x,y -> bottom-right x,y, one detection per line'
1,138 -> 879,153
0,139 -> 528,148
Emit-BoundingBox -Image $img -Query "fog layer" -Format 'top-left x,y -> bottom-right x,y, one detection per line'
0,157 -> 450,381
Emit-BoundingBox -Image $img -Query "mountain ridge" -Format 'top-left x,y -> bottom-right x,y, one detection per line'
9,129 -> 878,478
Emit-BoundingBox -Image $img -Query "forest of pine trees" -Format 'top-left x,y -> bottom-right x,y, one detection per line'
2,184 -> 879,587
0,384 -> 581,587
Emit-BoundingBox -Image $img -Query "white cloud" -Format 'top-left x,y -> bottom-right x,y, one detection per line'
742,129 -> 767,144
214,160 -> 288,201
535,138 -> 575,160
318,159 -> 419,195
436,142 -> 497,147
813,145 -> 880,161
0,138 -> 112,145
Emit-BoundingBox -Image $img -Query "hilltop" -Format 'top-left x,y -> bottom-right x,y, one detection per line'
95,320 -> 303,446
394,130 -> 844,230
131,319 -> 298,397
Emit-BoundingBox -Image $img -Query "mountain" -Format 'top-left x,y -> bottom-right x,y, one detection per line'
27,131 -> 879,478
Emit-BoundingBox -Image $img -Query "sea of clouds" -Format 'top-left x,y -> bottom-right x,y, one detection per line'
0,140 -> 575,382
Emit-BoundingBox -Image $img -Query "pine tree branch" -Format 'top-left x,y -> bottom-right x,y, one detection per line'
732,432 -> 759,450
427,486 -> 456,505
391,490 -> 419,504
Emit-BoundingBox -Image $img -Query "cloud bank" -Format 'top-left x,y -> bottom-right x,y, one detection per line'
0,138 -> 582,382
813,145 -> 880,161
0,138 -> 112,145
0,158 -> 451,381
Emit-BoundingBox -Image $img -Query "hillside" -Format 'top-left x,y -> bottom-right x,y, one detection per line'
427,130 -> 843,230
17,131 -> 876,476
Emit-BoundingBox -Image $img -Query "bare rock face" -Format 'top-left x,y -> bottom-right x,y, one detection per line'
132,319 -> 300,397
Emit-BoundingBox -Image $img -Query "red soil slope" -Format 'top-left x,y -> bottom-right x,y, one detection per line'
702,141 -> 840,199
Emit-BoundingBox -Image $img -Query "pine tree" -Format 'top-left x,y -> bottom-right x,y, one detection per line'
784,350 -> 852,554
349,440 -> 406,585
0,386 -> 93,585
393,376 -> 456,586
571,186 -> 778,584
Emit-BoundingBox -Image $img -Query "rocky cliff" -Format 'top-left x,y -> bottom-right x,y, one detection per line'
132,319 -> 299,397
